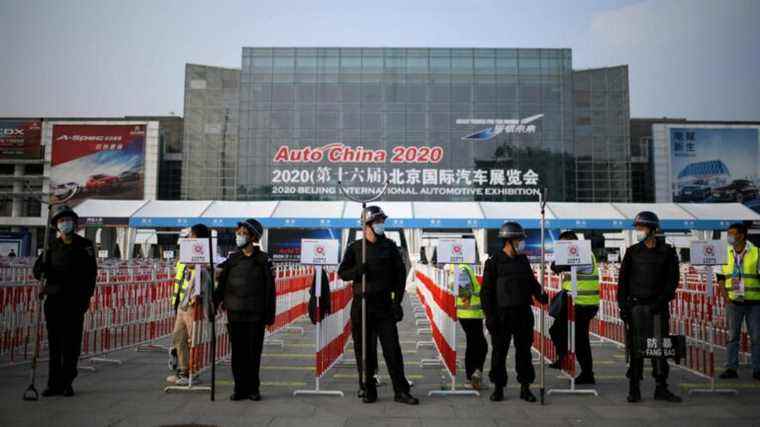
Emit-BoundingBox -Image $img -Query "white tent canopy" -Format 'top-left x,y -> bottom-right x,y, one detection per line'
68,199 -> 760,230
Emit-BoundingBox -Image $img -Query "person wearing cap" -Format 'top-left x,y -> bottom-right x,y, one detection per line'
214,218 -> 275,401
717,222 -> 760,381
166,224 -> 210,386
548,230 -> 600,385
338,205 -> 418,405
617,211 -> 681,403
32,205 -> 97,397
480,222 -> 548,403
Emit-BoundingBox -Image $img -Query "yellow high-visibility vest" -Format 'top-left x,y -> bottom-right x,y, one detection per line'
561,254 -> 600,306
173,261 -> 193,308
722,243 -> 760,302
452,264 -> 483,319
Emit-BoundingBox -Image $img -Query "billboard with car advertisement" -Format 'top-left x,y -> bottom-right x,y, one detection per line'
50,124 -> 146,206
0,119 -> 42,159
268,227 -> 342,262
660,126 -> 760,212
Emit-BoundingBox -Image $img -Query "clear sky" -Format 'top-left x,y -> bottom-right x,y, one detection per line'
1,0 -> 758,121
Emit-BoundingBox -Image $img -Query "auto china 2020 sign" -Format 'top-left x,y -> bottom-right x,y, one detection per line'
270,143 -> 541,199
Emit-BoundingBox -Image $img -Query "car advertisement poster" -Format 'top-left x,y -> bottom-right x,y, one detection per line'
268,227 -> 342,262
0,119 -> 42,159
50,124 -> 146,206
670,127 -> 760,210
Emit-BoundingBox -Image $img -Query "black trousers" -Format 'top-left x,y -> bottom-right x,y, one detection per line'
44,298 -> 85,390
459,318 -> 488,380
549,303 -> 598,375
489,305 -> 535,387
227,321 -> 266,395
351,300 -> 410,394
627,304 -> 670,386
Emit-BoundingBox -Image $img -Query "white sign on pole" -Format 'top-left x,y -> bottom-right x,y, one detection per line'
690,241 -> 727,266
437,238 -> 476,265
97,250 -> 108,259
179,238 -> 217,264
300,239 -> 339,265
163,250 -> 175,260
553,240 -> 593,266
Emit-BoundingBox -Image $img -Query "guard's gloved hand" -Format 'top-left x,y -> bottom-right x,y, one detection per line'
536,292 -> 549,304
392,304 -> 403,322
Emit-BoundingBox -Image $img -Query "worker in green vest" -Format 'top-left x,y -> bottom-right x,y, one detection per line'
166,224 -> 210,385
451,263 -> 488,390
548,230 -> 600,385
718,222 -> 760,381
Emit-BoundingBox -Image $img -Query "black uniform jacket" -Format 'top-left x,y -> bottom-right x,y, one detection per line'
33,234 -> 97,312
214,247 -> 276,325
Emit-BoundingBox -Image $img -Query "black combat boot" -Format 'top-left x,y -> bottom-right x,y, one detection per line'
519,384 -> 536,402
489,386 -> 504,401
394,392 -> 419,405
654,384 -> 682,403
627,381 -> 641,403
362,385 -> 377,403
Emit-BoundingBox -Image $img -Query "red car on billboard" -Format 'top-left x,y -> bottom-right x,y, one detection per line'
50,124 -> 146,206
85,174 -> 119,192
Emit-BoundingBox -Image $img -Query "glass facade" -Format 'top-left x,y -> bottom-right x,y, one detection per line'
182,64 -> 240,200
572,66 -> 631,202
237,47 -> 583,201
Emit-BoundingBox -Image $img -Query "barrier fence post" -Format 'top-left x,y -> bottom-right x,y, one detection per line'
547,268 -> 598,397
688,264 -> 738,396
293,266 -> 345,397
207,235 -> 216,401
419,266 -> 478,397
538,186 -> 547,404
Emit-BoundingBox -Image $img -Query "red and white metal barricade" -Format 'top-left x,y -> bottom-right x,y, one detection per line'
547,267 -> 598,396
1,259 -> 176,370
415,265 -> 478,396
265,265 -> 313,348
293,269 -> 352,397
164,291 -> 230,393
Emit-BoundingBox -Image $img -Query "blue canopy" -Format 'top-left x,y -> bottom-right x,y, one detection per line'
74,199 -> 760,231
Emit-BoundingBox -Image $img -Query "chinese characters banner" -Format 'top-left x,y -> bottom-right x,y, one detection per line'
269,143 -> 542,200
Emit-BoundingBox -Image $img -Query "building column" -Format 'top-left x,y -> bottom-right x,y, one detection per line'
11,164 -> 23,218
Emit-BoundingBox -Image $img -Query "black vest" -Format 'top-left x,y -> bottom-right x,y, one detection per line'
223,251 -> 268,314
493,253 -> 537,308
627,242 -> 673,302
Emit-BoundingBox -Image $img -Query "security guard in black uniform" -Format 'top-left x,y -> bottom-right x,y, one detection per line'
33,205 -> 97,397
481,222 -> 548,402
214,218 -> 276,401
338,206 -> 418,405
617,211 -> 682,403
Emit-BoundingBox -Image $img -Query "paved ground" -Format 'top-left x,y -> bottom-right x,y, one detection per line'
1,298 -> 759,427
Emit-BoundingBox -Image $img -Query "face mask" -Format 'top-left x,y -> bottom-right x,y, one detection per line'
235,234 -> 249,248
635,229 -> 649,242
58,221 -> 75,235
512,240 -> 525,253
371,223 -> 385,236
727,235 -> 737,246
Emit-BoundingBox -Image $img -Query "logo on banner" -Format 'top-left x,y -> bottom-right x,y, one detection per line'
193,243 -> 205,255
314,244 -> 326,257
1,128 -> 23,136
704,246 -> 714,256
457,114 -> 543,141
